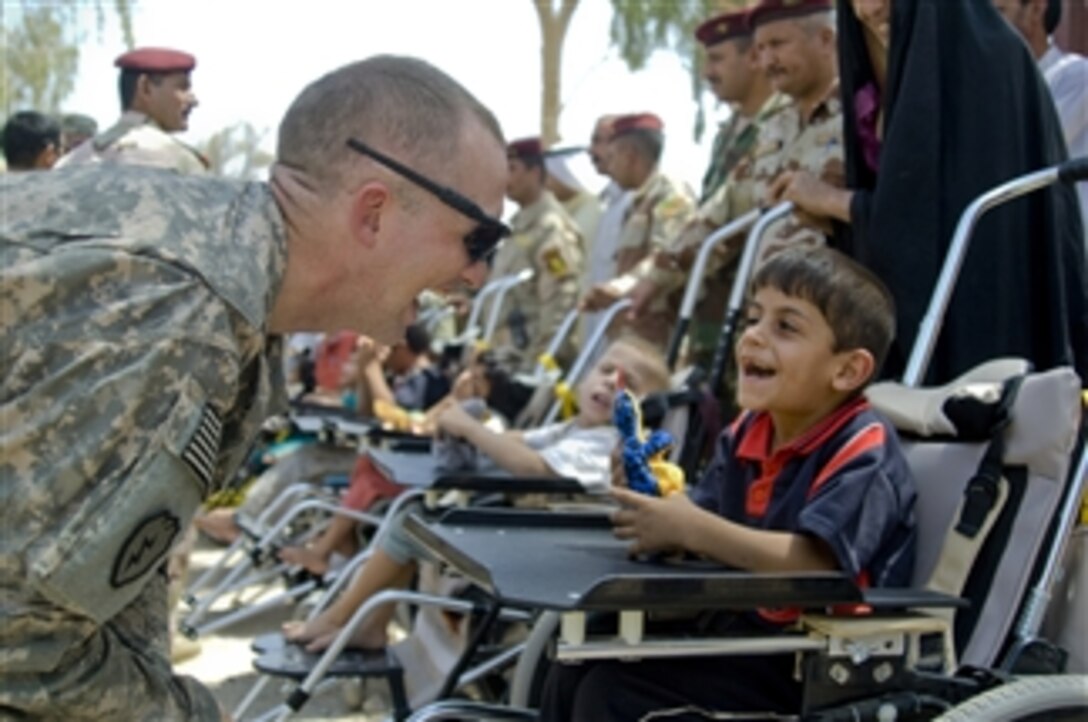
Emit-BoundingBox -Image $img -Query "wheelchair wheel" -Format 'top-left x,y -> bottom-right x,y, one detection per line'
933,675 -> 1088,721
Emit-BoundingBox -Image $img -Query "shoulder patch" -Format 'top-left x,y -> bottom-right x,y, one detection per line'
541,245 -> 570,277
111,510 -> 181,588
655,195 -> 690,219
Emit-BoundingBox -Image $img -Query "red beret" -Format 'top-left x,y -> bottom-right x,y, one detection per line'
114,47 -> 196,73
507,137 -> 544,161
748,0 -> 833,30
611,113 -> 664,137
695,10 -> 752,47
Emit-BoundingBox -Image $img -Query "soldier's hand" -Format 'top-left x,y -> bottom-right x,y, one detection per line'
627,277 -> 660,318
768,170 -> 832,217
580,283 -> 623,312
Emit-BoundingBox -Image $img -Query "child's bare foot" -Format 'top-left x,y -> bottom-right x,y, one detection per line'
282,616 -> 388,653
194,509 -> 240,545
278,545 -> 329,576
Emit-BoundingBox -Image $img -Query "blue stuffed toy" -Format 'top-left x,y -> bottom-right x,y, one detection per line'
613,388 -> 685,497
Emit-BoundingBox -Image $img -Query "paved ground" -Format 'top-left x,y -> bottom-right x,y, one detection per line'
175,540 -> 393,721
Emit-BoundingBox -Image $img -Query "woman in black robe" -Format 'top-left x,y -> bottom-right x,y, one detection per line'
771,0 -> 1087,384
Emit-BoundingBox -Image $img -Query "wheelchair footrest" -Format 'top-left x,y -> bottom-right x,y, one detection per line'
253,642 -> 402,680
251,631 -> 287,655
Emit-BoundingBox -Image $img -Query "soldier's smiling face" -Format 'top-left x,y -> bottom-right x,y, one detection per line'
754,16 -> 835,102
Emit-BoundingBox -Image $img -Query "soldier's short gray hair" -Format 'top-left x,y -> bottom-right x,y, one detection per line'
276,55 -> 503,190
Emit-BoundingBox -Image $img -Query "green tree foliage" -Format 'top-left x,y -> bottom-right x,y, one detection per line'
2,0 -> 133,116
608,0 -> 745,140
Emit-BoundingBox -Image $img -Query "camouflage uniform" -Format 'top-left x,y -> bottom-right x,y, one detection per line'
607,172 -> 696,349
689,93 -> 792,365
697,81 -> 845,261
0,165 -> 288,720
488,191 -> 583,370
699,94 -> 790,203
56,110 -> 208,175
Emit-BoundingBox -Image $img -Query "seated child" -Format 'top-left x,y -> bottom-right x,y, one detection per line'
281,335 -> 671,651
276,348 -> 532,576
539,246 -> 918,721
355,324 -> 450,429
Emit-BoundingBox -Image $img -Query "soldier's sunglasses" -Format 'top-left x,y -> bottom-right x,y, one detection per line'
346,138 -> 509,263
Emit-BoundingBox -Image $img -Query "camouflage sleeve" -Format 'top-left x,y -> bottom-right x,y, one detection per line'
648,192 -> 695,253
2,243 -> 244,627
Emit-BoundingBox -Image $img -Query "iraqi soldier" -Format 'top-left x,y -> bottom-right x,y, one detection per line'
0,55 -> 507,721
582,112 -> 696,350
57,46 -> 207,174
489,137 -> 584,370
696,7 -> 786,203
688,6 -> 792,367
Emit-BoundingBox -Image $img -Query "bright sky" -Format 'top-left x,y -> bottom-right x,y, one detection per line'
65,0 -> 724,198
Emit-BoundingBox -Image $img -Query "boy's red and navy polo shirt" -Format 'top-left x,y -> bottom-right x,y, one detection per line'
688,396 -> 918,589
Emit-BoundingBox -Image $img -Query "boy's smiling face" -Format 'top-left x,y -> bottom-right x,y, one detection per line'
735,286 -> 869,444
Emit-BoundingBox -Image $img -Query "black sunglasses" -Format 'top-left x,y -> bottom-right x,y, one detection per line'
346,138 -> 509,263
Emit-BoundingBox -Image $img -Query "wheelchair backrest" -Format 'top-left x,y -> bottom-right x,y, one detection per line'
868,360 -> 1082,667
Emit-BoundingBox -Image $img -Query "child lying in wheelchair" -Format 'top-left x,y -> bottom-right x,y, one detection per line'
281,335 -> 672,651
539,246 -> 919,721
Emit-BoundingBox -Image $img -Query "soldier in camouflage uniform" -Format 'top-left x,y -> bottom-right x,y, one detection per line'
489,137 -> 584,371
582,113 -> 696,350
57,47 -> 208,174
0,55 -> 507,721
688,7 -> 792,367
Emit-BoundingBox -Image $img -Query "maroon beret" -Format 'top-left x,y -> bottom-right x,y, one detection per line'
747,0 -> 833,30
507,137 -> 544,161
114,47 -> 196,73
611,113 -> 664,137
695,10 -> 752,47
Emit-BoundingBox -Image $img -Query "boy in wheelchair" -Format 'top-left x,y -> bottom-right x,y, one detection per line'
540,246 -> 919,720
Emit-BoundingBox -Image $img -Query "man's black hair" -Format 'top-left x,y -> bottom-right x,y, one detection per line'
403,323 -> 431,356
1,111 -> 60,169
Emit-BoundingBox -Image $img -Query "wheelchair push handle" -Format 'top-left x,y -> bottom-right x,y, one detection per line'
1057,156 -> 1088,184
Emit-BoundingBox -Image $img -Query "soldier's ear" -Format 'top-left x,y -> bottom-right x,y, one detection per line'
351,180 -> 390,247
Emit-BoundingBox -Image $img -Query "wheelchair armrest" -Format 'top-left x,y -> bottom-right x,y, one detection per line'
862,587 -> 968,609
430,474 -> 585,495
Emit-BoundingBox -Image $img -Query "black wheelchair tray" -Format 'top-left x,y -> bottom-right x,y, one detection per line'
404,508 -> 867,612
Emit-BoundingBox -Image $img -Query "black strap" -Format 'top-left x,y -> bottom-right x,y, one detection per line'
954,374 -> 1026,538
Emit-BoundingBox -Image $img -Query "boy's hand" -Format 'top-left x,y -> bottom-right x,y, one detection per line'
436,403 -> 477,438
610,487 -> 698,555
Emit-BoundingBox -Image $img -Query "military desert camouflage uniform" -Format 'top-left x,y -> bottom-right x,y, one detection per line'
56,110 -> 208,175
698,80 -> 845,261
0,165 -> 287,720
688,92 -> 793,365
606,171 -> 695,349
699,93 -> 791,204
488,191 -> 583,370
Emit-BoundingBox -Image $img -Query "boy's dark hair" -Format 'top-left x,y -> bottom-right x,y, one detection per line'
403,322 -> 431,356
751,246 -> 896,377
2,111 -> 60,169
